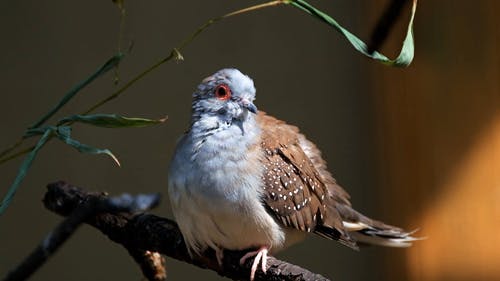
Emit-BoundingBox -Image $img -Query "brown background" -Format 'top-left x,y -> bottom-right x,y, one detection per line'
0,1 -> 498,281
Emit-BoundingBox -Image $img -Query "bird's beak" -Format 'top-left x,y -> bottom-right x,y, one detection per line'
240,99 -> 258,114
245,102 -> 258,114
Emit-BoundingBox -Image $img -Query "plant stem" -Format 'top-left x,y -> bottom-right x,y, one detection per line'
0,0 -> 287,164
83,0 -> 286,115
0,138 -> 24,159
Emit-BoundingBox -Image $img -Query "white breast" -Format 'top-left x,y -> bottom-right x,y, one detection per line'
168,118 -> 285,256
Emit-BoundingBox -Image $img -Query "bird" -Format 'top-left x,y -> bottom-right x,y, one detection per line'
168,68 -> 419,280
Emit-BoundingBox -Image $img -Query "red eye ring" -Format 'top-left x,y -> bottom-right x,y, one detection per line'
214,84 -> 231,101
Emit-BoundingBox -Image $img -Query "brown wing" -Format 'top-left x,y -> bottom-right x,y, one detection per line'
257,112 -> 356,248
296,134 -> 352,207
296,131 -> 412,241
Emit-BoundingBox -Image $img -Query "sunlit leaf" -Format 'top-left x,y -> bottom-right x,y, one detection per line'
58,114 -> 167,128
288,0 -> 417,67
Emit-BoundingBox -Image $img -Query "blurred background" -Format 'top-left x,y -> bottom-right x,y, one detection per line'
0,1 -> 498,280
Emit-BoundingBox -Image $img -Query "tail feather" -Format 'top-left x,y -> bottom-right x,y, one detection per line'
344,222 -> 422,247
337,205 -> 423,247
348,230 -> 420,247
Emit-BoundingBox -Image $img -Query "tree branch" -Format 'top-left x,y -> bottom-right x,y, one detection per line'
3,182 -> 161,281
12,181 -> 329,281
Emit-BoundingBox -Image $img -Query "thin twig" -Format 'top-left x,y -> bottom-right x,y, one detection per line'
83,0 -> 286,116
0,1 -> 286,165
0,145 -> 35,165
0,138 -> 24,159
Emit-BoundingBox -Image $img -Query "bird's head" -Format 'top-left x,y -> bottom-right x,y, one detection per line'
191,68 -> 257,124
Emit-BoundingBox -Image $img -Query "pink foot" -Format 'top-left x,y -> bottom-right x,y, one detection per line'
239,246 -> 269,281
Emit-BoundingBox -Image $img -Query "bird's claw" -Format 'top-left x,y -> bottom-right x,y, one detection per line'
239,246 -> 269,281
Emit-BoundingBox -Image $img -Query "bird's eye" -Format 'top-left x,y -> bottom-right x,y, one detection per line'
214,84 -> 231,101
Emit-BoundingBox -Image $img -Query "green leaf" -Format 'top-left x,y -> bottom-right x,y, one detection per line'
29,53 -> 125,129
288,0 -> 417,67
23,127 -> 50,138
58,114 -> 167,128
0,129 -> 53,215
1,124 -> 123,215
55,126 -> 121,166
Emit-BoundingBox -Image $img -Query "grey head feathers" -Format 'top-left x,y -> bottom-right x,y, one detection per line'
191,68 -> 257,125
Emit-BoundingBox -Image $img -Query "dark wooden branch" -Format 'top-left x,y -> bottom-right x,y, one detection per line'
3,182 -> 161,281
34,181 -> 329,281
367,0 -> 410,54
